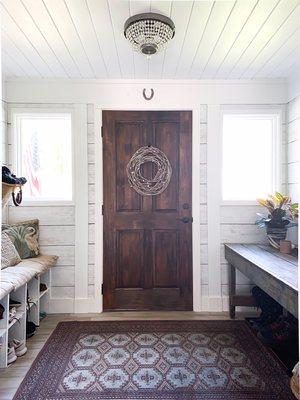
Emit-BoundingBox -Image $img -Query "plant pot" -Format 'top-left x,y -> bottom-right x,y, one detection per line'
266,226 -> 287,248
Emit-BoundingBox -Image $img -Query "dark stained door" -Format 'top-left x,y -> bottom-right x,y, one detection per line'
102,111 -> 192,311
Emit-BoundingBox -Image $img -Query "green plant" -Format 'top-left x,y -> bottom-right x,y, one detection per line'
256,192 -> 298,229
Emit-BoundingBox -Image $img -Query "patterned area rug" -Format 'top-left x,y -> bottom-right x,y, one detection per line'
14,320 -> 294,400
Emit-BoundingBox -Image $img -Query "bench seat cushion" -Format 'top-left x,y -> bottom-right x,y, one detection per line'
17,255 -> 58,275
1,267 -> 36,291
0,281 -> 14,300
1,255 -> 58,291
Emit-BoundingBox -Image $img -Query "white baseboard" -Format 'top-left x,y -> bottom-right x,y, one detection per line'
49,296 -> 248,314
48,299 -> 74,314
75,298 -> 102,313
48,297 -> 102,314
222,296 -> 229,311
201,296 -> 223,312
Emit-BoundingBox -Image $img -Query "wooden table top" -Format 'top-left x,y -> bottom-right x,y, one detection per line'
225,244 -> 298,293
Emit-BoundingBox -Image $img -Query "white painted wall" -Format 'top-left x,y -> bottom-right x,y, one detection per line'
3,79 -> 288,313
2,101 -> 7,165
286,96 -> 300,245
2,100 -> 8,223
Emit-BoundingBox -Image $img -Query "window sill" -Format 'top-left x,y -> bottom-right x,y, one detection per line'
11,201 -> 75,207
220,200 -> 261,206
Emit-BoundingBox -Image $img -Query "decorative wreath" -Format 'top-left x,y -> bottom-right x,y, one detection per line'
126,146 -> 172,196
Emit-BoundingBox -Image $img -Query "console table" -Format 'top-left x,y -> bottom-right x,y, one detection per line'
224,244 -> 298,319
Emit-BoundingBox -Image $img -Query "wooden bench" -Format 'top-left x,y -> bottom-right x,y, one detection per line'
224,244 -> 298,319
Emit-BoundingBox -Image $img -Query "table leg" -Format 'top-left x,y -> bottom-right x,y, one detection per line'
229,264 -> 236,319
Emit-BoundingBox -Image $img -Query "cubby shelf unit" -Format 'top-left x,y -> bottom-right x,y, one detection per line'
0,270 -> 50,369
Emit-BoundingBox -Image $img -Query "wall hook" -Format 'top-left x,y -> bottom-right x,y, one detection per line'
143,88 -> 154,101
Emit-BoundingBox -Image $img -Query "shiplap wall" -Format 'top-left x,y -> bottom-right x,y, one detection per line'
3,79 -> 288,312
2,100 -> 8,223
87,104 -> 95,300
2,101 -> 7,165
5,101 -> 284,311
287,96 -> 300,200
87,104 -> 287,310
287,96 -> 300,244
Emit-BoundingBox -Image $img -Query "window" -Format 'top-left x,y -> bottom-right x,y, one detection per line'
222,111 -> 280,201
13,112 -> 72,202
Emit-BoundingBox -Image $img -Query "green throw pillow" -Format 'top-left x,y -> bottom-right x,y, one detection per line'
2,219 -> 39,259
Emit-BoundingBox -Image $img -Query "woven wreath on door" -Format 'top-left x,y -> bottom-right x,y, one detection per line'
126,146 -> 172,196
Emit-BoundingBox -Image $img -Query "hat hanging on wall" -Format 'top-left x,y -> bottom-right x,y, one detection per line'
2,166 -> 27,208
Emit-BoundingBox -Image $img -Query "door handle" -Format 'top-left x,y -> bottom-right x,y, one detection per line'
179,217 -> 191,223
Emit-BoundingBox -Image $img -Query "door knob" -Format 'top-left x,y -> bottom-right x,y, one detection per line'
179,217 -> 190,223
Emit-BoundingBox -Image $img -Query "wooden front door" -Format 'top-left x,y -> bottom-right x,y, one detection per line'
102,111 -> 193,311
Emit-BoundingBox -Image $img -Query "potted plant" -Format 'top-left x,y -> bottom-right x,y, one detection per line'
256,192 -> 298,247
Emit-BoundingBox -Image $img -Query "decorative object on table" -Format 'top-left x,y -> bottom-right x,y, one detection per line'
1,232 -> 21,269
255,192 -> 298,248
2,219 -> 39,259
124,13 -> 175,57
126,146 -> 172,196
2,166 -> 27,208
291,362 -> 299,399
12,320 -> 295,400
279,239 -> 292,254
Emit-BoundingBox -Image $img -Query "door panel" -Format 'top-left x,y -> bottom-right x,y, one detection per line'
153,230 -> 178,288
116,122 -> 144,212
116,230 -> 144,289
153,122 -> 179,212
103,110 -> 192,311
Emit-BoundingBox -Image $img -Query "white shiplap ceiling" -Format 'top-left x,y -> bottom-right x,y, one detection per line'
1,0 -> 300,80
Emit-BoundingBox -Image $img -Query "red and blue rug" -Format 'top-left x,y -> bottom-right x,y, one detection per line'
13,320 -> 294,399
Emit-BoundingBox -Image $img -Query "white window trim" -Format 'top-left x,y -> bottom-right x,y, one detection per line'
10,107 -> 75,206
220,106 -> 283,206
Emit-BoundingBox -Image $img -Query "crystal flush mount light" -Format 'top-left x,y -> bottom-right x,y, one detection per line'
124,13 -> 175,57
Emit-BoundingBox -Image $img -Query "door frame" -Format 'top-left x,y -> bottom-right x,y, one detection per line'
93,104 -> 202,312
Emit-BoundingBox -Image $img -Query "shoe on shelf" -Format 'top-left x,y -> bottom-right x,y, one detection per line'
40,283 -> 48,292
9,307 -> 17,322
39,311 -> 47,321
0,304 -> 4,320
11,339 -> 27,357
9,299 -> 21,307
7,345 -> 17,364
26,321 -> 37,339
257,319 -> 298,345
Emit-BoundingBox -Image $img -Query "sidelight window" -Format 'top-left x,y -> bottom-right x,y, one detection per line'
12,110 -> 73,203
222,110 -> 281,202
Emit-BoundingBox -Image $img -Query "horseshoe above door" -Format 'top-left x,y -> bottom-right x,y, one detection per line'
143,88 -> 154,100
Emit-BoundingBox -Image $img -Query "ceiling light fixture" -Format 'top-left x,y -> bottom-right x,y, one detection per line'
124,13 -> 175,57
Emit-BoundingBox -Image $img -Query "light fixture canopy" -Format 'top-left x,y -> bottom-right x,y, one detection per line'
124,13 -> 175,57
